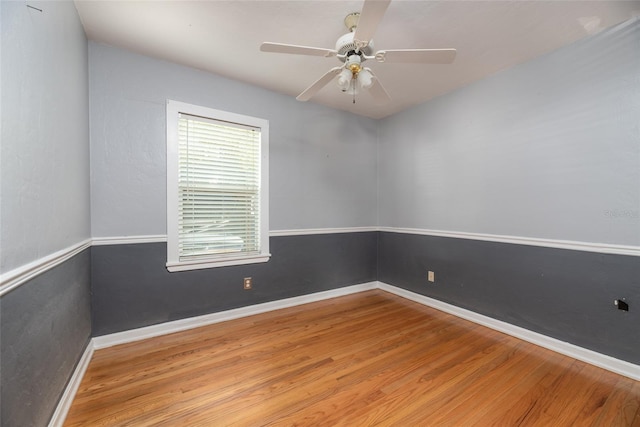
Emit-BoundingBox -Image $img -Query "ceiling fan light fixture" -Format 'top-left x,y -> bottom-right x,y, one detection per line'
337,68 -> 352,91
358,68 -> 373,89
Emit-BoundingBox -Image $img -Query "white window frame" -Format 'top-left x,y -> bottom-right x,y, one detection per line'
166,100 -> 270,272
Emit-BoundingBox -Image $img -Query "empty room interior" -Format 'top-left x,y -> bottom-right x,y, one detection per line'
2,0 -> 640,426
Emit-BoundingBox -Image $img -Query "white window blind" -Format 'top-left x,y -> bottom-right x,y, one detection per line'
166,101 -> 270,272
178,113 -> 261,260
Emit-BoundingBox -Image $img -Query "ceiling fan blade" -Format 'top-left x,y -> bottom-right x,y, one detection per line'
375,49 -> 457,64
260,42 -> 337,58
296,67 -> 343,101
365,68 -> 391,104
353,0 -> 391,49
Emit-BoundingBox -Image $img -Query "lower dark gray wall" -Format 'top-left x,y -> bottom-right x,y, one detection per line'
4,230 -> 636,427
0,249 -> 92,427
91,232 -> 378,336
378,231 -> 640,364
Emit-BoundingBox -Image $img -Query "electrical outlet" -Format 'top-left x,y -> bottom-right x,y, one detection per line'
614,299 -> 629,311
243,277 -> 252,290
427,271 -> 435,282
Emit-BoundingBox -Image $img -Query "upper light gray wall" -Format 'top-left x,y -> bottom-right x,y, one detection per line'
89,42 -> 378,238
0,1 -> 91,273
378,18 -> 640,246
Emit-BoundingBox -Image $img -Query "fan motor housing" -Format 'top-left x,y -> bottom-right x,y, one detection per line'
335,32 -> 374,61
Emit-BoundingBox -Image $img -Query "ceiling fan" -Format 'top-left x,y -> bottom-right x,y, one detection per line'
260,0 -> 456,104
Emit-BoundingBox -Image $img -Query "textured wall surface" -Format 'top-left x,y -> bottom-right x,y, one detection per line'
378,18 -> 640,246
1,250 -> 92,427
375,18 -> 640,366
91,233 -> 378,336
378,232 -> 640,364
88,42 -> 378,238
0,2 -> 92,426
0,1 -> 90,273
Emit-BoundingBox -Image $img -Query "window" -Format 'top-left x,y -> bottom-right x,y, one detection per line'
166,100 -> 269,272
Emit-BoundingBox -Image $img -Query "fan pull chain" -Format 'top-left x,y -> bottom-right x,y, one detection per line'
353,77 -> 357,104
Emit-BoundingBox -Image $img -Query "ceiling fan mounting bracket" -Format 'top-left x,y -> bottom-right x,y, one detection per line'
344,12 -> 360,32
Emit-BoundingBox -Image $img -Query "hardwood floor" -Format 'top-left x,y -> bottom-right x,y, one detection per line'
64,290 -> 640,426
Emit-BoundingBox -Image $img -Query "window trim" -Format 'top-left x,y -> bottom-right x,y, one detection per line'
166,100 -> 270,272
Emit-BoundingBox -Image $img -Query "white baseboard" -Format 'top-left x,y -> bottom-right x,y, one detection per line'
52,280 -> 640,426
48,340 -> 95,427
54,284 -> 376,425
377,282 -> 640,381
93,282 -> 378,349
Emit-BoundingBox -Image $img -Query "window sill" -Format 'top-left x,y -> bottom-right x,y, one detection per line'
166,253 -> 271,272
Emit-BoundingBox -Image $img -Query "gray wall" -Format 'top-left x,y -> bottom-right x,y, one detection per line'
376,18 -> 640,365
378,18 -> 640,246
87,42 -> 380,341
89,42 -> 378,238
378,232 -> 640,364
1,251 -> 92,427
92,234 -> 377,336
1,0 -> 91,273
0,2 -> 92,426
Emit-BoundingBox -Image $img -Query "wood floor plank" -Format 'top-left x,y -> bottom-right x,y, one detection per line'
478,352 -> 575,426
593,380 -> 640,426
64,290 -> 640,426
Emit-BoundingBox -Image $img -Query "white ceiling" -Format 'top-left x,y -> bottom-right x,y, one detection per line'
74,1 -> 640,119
